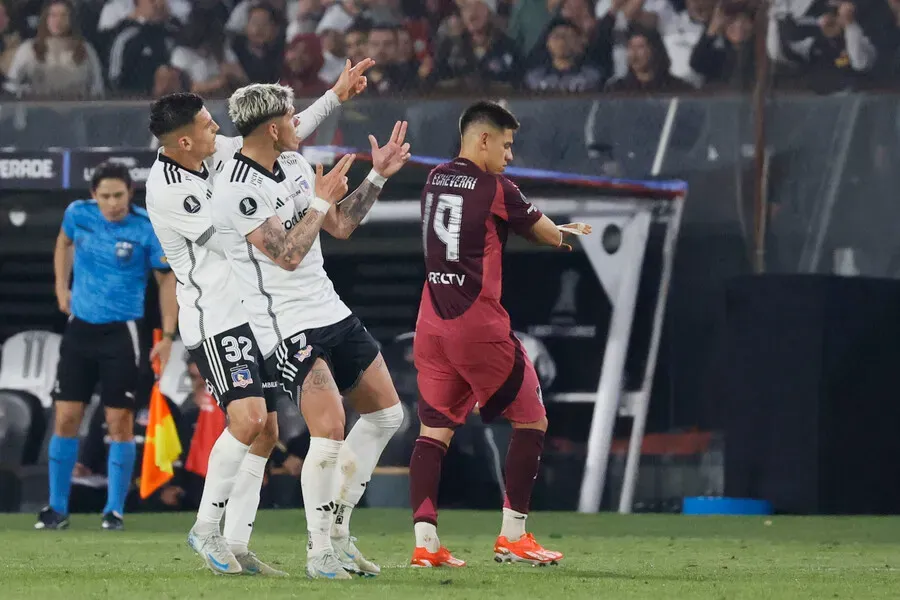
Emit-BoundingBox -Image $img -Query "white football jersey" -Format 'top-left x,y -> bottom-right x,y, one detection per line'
145,137 -> 249,348
205,135 -> 244,183
0,330 -> 61,408
211,150 -> 351,357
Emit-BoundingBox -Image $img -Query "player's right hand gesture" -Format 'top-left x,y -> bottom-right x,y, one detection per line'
315,153 -> 356,203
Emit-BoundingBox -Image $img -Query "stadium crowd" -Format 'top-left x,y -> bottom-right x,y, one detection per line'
0,0 -> 897,100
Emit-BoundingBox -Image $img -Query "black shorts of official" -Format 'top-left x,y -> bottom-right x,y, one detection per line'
266,315 -> 380,399
188,323 -> 278,412
52,317 -> 143,409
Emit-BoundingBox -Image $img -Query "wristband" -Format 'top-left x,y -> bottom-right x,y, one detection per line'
310,196 -> 331,214
366,169 -> 387,188
162,331 -> 176,341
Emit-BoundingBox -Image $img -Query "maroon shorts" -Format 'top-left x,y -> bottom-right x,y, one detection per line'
414,331 -> 546,428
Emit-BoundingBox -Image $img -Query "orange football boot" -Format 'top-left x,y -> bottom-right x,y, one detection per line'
410,546 -> 467,568
493,533 -> 563,566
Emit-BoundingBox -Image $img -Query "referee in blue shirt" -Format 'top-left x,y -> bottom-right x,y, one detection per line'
36,162 -> 178,531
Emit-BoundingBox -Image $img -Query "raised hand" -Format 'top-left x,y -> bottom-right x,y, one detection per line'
332,58 -> 375,102
370,121 -> 411,179
315,153 -> 356,203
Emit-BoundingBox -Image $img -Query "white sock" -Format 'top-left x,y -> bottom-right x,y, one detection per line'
223,452 -> 267,555
414,521 -> 440,552
302,437 -> 342,556
500,507 -> 528,541
194,429 -> 250,535
332,403 -> 403,539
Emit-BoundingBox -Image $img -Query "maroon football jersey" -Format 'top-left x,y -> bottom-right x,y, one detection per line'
416,158 -> 544,341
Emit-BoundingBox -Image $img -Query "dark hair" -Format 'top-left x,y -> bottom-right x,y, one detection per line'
459,101 -> 520,136
369,22 -> 400,36
346,18 -> 371,36
90,161 -> 133,191
149,92 -> 205,138
180,8 -> 227,61
626,25 -> 671,76
248,2 -> 279,25
34,0 -> 87,64
547,17 -> 578,33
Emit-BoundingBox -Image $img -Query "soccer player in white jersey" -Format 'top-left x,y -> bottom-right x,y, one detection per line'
144,60 -> 372,576
211,83 -> 410,580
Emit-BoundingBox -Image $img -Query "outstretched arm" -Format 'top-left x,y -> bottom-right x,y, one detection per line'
323,121 -> 410,239
295,58 -> 375,140
529,217 -> 592,251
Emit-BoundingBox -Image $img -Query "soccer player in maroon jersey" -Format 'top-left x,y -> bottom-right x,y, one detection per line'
409,101 -> 592,568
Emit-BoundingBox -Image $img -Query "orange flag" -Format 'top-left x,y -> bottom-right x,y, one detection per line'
185,391 -> 226,478
139,330 -> 183,499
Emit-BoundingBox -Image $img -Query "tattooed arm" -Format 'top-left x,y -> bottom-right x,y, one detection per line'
243,154 -> 354,270
246,210 -> 329,272
322,177 -> 383,240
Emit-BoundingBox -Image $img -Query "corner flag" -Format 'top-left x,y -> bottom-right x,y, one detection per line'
139,330 -> 183,499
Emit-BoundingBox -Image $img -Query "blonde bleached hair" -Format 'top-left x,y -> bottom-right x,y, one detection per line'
228,83 -> 296,137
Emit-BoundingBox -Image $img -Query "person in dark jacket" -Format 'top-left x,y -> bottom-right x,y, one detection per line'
106,0 -> 179,96
605,26 -> 694,92
690,4 -> 756,89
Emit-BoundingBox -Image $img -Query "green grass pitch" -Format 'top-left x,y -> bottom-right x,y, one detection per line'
2,509 -> 899,599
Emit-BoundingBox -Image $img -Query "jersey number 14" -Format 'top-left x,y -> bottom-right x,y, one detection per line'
423,192 -> 463,262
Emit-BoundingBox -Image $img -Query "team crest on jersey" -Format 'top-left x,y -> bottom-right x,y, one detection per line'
296,177 -> 310,194
115,240 -> 134,260
183,195 -> 201,214
230,365 -> 254,388
240,197 -> 258,216
294,345 -> 313,363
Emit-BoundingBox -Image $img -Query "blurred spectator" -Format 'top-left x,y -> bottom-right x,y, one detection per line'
508,0 -> 552,57
772,0 -> 877,92
226,0 -> 287,35
107,0 -> 178,96
366,23 -> 416,93
690,3 -> 756,89
5,0 -> 104,98
366,0 -> 406,23
316,5 -> 354,84
606,26 -> 694,91
345,21 -> 369,65
170,10 -> 248,97
421,0 -> 459,30
658,0 -> 714,87
396,25 -> 430,82
232,3 -> 283,84
432,0 -> 521,91
282,32 -> 331,95
97,0 -> 190,32
318,0 -> 361,36
0,0 -> 22,86
8,0 -> 46,38
594,0 -> 676,79
286,0 -> 325,39
525,18 -> 605,91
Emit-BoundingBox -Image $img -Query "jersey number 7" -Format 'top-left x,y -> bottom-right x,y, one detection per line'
423,192 -> 463,262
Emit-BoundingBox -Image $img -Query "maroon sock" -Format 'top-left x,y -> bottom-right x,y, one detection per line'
503,428 -> 545,514
410,436 -> 447,526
